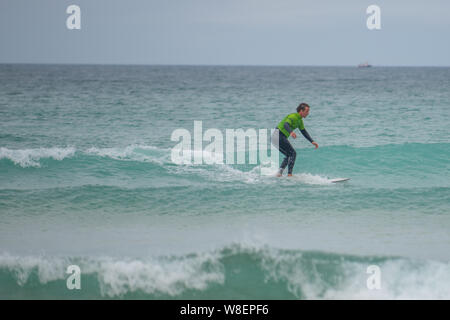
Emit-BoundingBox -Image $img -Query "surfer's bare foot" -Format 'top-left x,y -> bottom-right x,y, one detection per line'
276,173 -> 282,177
288,174 -> 293,177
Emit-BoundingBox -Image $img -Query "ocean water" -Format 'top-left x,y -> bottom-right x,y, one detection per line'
0,64 -> 449,299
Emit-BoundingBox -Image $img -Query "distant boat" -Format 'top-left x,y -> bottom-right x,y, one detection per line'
358,62 -> 372,68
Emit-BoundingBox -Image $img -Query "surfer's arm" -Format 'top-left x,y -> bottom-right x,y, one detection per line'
284,122 -> 297,138
283,122 -> 293,134
301,129 -> 319,149
300,129 -> 313,143
300,129 -> 318,149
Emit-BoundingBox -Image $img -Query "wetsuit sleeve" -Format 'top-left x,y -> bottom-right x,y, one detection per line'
283,122 -> 293,134
300,129 -> 314,143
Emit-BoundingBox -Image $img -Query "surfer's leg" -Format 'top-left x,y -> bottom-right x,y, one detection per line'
278,135 -> 296,175
272,129 -> 297,176
278,144 -> 291,174
272,129 -> 289,175
280,144 -> 297,175
286,148 -> 297,175
279,155 -> 289,173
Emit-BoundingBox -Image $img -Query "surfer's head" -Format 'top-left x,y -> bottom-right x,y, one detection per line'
297,103 -> 310,118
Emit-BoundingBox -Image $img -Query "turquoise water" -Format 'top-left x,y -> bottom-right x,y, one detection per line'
0,65 -> 449,299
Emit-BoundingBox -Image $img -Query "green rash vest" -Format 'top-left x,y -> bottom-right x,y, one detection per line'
277,113 -> 305,138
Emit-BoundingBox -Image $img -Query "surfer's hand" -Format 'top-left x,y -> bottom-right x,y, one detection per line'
290,132 -> 297,139
312,141 -> 319,149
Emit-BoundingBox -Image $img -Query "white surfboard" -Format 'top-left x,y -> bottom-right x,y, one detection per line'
330,178 -> 350,183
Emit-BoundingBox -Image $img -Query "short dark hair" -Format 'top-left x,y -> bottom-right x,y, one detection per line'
297,103 -> 310,113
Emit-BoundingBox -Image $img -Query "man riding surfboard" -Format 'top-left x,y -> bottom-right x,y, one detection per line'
271,103 -> 319,177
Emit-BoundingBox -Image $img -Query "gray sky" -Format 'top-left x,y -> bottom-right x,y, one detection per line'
1,0 -> 449,66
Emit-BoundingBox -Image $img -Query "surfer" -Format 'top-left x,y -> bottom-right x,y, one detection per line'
271,103 -> 319,177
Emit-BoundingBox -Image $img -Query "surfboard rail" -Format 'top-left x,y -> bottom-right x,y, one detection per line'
330,178 -> 350,183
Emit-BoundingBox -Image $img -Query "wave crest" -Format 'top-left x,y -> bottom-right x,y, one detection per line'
1,244 -> 450,299
0,147 -> 76,168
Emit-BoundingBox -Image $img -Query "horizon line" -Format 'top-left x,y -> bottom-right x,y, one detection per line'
0,62 -> 449,68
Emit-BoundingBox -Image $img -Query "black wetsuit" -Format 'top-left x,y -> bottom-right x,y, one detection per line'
271,122 -> 313,175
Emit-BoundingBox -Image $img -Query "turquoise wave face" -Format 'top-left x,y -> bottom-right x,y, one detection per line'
1,142 -> 449,186
1,244 -> 450,300
1,65 -> 450,299
1,143 -> 449,217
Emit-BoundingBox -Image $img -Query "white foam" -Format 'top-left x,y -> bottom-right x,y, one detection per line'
0,145 -> 171,167
0,253 -> 69,285
322,259 -> 450,299
169,155 -> 339,186
169,162 -> 264,184
286,173 -> 334,185
0,252 -> 224,297
90,253 -> 224,297
85,145 -> 169,165
0,147 -> 76,167
254,246 -> 450,300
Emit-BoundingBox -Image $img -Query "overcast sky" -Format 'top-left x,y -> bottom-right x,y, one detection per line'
0,0 -> 449,66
